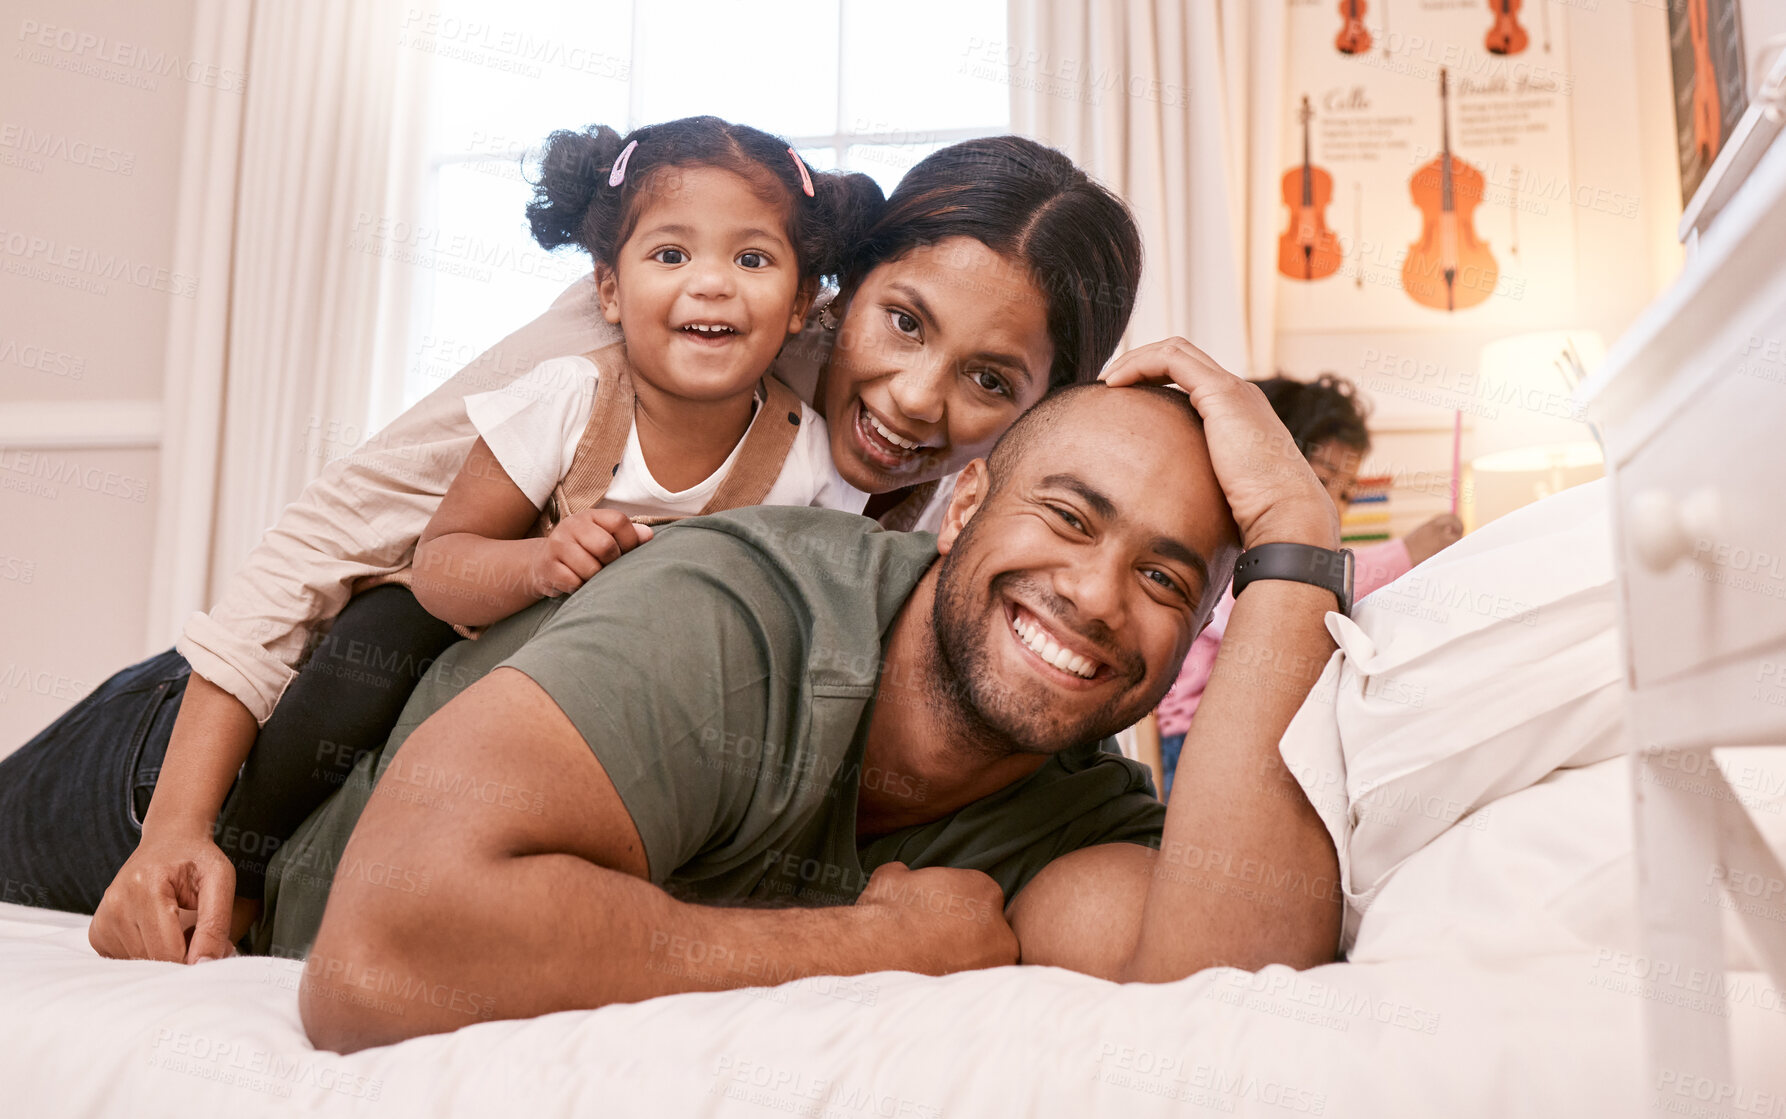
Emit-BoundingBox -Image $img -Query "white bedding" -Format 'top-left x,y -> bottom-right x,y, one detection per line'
4,755 -> 1782,1119
0,902 -> 1659,1118
8,483 -> 1783,1116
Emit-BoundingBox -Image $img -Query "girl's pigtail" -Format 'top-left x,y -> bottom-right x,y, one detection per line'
526,125 -> 626,253
806,170 -> 886,282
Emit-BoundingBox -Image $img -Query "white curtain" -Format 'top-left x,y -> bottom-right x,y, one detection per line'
148,0 -> 429,645
1008,0 -> 1286,378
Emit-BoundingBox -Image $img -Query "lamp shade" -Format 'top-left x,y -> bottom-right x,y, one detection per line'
1470,330 -> 1606,466
1465,330 -> 1607,528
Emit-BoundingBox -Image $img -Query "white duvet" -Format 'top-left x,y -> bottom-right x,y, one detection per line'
4,754 -> 1782,1119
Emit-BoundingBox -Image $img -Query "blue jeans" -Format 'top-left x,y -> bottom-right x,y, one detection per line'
1159,732 -> 1186,800
0,587 -> 455,915
0,648 -> 190,913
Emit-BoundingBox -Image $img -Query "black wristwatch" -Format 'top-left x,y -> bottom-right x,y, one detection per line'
1231,542 -> 1354,616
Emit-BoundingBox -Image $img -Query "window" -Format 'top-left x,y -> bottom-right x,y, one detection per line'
395,0 -> 1010,414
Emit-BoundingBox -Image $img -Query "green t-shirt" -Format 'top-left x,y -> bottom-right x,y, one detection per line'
254,506 -> 1165,958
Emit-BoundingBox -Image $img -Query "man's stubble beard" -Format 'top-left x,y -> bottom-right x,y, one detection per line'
927,516 -> 1152,761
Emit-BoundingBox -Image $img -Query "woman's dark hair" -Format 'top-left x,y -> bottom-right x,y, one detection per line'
1254,373 -> 1373,457
525,116 -> 884,286
844,136 -> 1143,391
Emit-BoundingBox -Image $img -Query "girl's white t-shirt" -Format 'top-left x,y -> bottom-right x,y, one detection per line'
463,354 -> 868,519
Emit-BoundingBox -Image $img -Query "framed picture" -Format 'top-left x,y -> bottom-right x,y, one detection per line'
1669,0 -> 1748,204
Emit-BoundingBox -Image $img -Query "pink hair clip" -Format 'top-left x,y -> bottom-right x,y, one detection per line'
788,147 -> 815,197
608,139 -> 638,187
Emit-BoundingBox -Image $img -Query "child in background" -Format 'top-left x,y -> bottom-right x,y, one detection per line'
213,116 -> 885,899
1153,373 -> 1463,798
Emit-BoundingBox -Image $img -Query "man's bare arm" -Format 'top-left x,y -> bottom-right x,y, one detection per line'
1006,843 -> 1149,979
1007,579 -> 1341,980
1120,579 -> 1341,979
300,667 -> 1015,1053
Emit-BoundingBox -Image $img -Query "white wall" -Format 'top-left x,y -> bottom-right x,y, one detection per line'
1274,1 -> 1685,537
0,0 -> 198,745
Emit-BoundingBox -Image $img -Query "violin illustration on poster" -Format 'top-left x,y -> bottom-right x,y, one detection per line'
1336,0 -> 1371,55
1279,96 -> 1345,282
1484,0 -> 1529,56
1668,0 -> 1747,203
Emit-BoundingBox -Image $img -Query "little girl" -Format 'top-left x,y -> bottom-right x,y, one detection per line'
213,116 -> 886,900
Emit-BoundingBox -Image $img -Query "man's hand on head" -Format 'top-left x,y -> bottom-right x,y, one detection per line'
1099,339 -> 1340,552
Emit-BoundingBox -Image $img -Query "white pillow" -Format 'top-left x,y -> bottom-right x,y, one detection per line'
1277,479 -> 1628,948
1347,756 -> 1634,963
1350,748 -> 1786,978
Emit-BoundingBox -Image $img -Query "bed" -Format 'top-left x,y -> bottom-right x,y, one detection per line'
3,750 -> 1781,1118
5,472 -> 1784,1117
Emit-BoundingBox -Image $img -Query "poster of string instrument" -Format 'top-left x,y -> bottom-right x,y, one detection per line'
1668,0 -> 1747,204
1275,0 -> 1580,332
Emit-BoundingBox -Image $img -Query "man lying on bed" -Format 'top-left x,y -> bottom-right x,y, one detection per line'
273,345 -> 1346,1053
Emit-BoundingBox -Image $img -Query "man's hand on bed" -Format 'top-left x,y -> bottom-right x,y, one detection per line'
854,862 -> 1017,974
90,831 -> 237,964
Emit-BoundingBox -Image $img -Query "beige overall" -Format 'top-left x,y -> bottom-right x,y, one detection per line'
535,344 -> 803,532
361,343 -> 805,634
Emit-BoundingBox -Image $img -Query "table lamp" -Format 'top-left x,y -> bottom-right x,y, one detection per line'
1467,330 -> 1607,529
